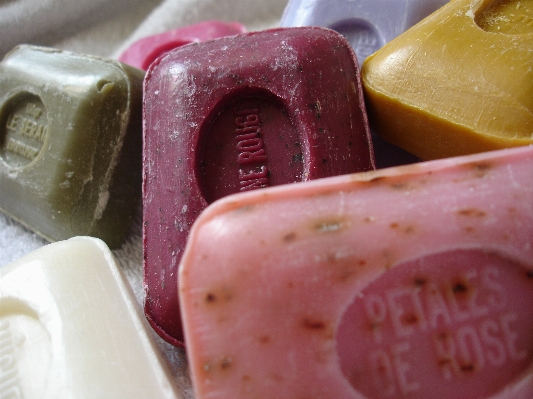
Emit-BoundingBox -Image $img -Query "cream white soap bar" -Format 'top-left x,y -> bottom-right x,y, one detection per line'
0,237 -> 182,399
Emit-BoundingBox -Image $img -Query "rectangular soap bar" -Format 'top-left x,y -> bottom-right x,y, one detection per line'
143,26 -> 375,346
281,0 -> 449,62
179,145 -> 533,399
0,237 -> 182,399
362,0 -> 533,160
0,45 -> 144,248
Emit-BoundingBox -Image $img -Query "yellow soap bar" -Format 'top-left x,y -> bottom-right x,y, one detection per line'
362,0 -> 533,160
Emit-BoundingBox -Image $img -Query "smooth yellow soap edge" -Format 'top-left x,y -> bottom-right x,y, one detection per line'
363,83 -> 533,161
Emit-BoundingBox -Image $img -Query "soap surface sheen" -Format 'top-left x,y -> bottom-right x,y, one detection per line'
0,237 -> 182,399
179,145 -> 533,399
362,0 -> 533,160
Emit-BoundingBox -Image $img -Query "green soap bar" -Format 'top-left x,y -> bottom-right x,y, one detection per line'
0,45 -> 144,248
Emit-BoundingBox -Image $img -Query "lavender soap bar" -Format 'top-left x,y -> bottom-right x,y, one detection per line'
0,45 -> 144,248
280,0 -> 449,63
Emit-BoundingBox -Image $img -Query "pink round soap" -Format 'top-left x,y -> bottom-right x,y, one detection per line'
118,20 -> 246,70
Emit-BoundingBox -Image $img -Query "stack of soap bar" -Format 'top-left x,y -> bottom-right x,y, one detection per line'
118,21 -> 247,70
362,0 -> 533,161
280,0 -> 449,63
143,26 -> 375,346
179,145 -> 533,399
0,237 -> 182,399
0,45 -> 144,248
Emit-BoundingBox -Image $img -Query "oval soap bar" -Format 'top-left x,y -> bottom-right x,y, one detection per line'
0,45 -> 144,248
362,0 -> 533,160
143,26 -> 375,346
118,21 -> 247,70
179,145 -> 533,399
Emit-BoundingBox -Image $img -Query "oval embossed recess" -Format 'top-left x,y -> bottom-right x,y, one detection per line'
330,19 -> 384,62
0,92 -> 49,168
197,89 -> 302,204
475,0 -> 533,34
336,249 -> 533,399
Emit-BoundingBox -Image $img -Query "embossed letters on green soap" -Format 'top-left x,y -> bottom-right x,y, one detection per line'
362,0 -> 533,160
0,45 -> 144,248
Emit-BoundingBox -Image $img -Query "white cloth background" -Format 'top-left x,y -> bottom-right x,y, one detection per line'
0,0 -> 289,396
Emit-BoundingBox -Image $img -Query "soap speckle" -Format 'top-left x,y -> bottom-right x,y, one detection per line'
203,356 -> 234,373
457,208 -> 487,217
59,180 -> 70,189
301,317 -> 326,331
365,175 -> 387,185
258,335 -> 271,344
220,357 -> 233,370
382,250 -> 396,269
390,182 -> 411,191
438,358 -> 453,368
387,221 -> 418,235
282,232 -> 297,243
467,161 -> 492,178
314,218 -> 347,233
233,204 -> 256,214
401,312 -> 420,326
337,266 -> 357,283
414,277 -> 427,287
460,363 -> 476,373
452,281 -> 468,294
204,286 -> 234,305
94,190 -> 110,220
450,277 -> 472,301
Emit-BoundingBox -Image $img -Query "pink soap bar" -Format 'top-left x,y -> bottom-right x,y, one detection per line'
118,21 -> 246,70
143,26 -> 375,346
179,145 -> 533,398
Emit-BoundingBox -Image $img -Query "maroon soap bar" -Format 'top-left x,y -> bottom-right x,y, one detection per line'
143,26 -> 375,346
118,21 -> 246,70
